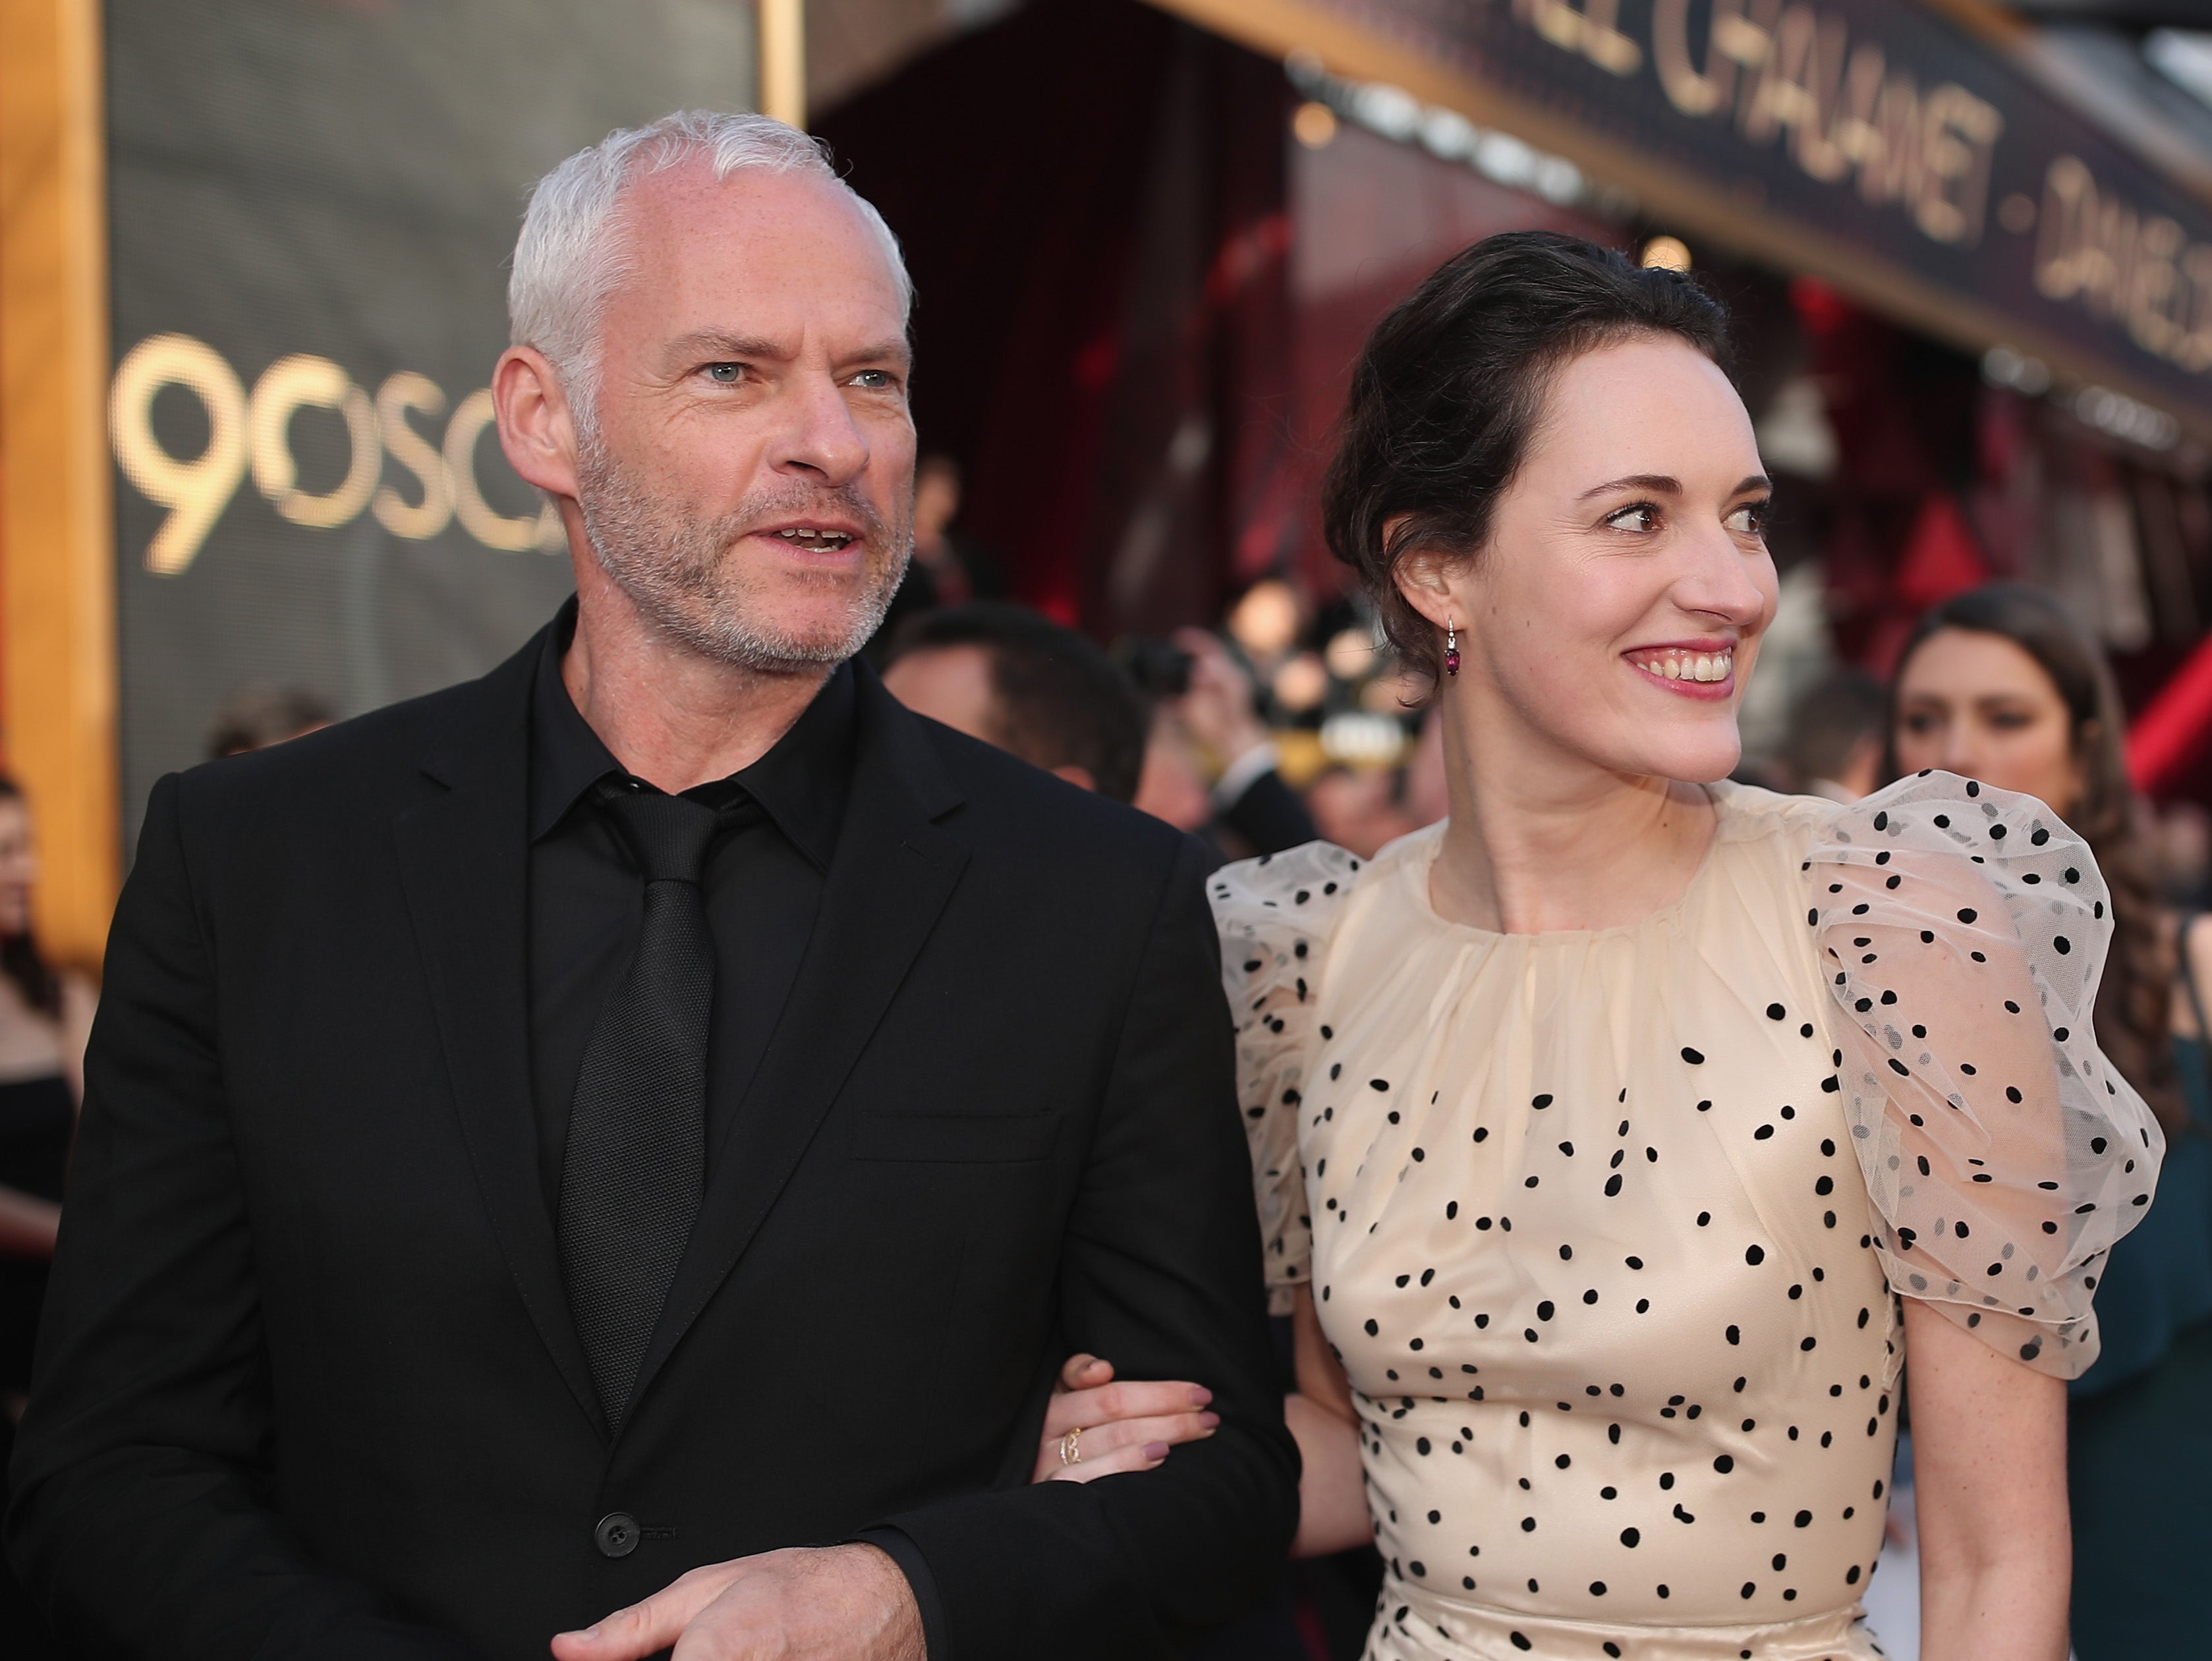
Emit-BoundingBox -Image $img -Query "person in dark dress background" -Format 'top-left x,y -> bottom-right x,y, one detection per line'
0,774 -> 94,1659
1887,584 -> 2212,1661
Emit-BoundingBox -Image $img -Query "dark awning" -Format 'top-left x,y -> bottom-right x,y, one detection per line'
1152,0 -> 2212,439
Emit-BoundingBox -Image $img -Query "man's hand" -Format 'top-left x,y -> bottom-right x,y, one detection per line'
552,1543 -> 924,1661
1168,629 -> 1272,772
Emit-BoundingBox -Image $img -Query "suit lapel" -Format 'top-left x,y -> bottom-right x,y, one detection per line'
391,630 -> 603,1430
627,674 -> 969,1414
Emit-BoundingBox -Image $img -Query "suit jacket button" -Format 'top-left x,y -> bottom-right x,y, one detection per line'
594,1512 -> 639,1558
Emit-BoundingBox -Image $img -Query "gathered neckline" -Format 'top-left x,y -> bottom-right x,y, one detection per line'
1389,780 -> 1819,946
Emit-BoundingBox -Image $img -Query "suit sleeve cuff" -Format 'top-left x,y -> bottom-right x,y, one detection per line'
853,1525 -> 946,1661
1211,741 -> 1281,810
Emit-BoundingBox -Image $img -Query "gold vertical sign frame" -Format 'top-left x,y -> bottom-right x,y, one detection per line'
759,0 -> 807,128
0,0 -> 120,974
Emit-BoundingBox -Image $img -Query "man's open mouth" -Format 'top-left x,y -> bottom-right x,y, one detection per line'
773,526 -> 857,551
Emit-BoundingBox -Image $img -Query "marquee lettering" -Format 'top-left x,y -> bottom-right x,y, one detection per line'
109,333 -> 563,575
2035,156 -> 2212,374
1533,0 -> 2004,247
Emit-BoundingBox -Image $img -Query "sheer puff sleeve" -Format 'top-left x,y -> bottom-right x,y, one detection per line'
1209,841 -> 1365,1316
1807,770 -> 2164,1379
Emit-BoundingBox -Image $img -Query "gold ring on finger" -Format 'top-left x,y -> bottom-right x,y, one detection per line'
1060,1426 -> 1084,1465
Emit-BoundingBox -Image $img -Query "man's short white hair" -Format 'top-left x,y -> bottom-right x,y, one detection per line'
508,109 -> 911,409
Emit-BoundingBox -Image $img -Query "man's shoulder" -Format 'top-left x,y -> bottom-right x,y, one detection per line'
166,671 -> 505,828
903,714 -> 1189,877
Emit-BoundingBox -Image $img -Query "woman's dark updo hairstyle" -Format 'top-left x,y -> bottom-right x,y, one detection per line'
0,775 -> 61,1021
1886,583 -> 2182,1137
1324,230 -> 1733,686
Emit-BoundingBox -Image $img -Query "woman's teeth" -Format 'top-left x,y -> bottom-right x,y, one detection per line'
1634,650 -> 1733,683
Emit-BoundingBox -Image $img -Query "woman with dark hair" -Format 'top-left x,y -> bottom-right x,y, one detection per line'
1889,584 -> 2211,1660
1042,233 -> 2155,1660
0,775 -> 92,1655
0,775 -> 91,1326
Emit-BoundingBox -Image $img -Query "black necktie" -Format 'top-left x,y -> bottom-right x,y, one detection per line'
559,783 -> 720,1430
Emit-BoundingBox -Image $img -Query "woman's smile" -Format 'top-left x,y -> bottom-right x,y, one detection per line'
1625,640 -> 1736,698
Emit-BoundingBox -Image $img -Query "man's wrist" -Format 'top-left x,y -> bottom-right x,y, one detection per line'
847,1531 -> 935,1660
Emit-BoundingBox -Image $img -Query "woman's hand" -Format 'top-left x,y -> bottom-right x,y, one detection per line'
1030,1354 -> 1218,1484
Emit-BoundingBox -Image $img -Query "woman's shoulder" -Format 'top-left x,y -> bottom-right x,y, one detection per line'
1209,822 -> 1440,930
1711,771 -> 2075,870
1209,837 -> 1368,918
1708,777 -> 1844,840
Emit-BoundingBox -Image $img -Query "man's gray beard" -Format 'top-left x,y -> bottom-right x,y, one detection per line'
574,435 -> 909,675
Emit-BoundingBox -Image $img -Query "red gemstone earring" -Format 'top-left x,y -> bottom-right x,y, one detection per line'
1444,623 -> 1460,677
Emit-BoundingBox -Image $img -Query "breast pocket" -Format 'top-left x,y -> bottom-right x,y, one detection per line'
851,1111 -> 1061,1164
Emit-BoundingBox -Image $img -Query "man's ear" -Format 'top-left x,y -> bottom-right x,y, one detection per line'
494,345 -> 582,500
1050,764 -> 1099,794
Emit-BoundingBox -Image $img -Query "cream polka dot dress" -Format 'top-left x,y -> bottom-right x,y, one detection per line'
1214,773 -> 2161,1661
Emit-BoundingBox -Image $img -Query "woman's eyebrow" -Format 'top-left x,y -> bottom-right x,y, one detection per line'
1577,472 -> 1680,501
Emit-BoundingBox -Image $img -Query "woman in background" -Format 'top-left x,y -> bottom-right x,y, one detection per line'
0,774 -> 94,1656
1888,583 -> 2210,1661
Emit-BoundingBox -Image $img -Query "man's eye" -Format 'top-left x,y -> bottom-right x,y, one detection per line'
851,369 -> 897,390
704,363 -> 744,384
1725,499 -> 1771,535
1604,503 -> 1660,532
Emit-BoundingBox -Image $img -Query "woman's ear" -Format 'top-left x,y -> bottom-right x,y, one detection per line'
1388,517 -> 1465,633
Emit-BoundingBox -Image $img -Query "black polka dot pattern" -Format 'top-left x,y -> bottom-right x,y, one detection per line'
1807,770 -> 2163,1380
1210,793 -> 1948,1659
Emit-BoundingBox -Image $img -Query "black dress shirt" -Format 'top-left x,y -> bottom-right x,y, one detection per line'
526,609 -> 949,1654
526,605 -> 854,1213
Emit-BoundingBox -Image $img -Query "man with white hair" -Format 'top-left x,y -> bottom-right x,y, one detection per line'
7,113 -> 1295,1660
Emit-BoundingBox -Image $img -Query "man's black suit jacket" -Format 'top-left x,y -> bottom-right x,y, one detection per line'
5,625 -> 1298,1660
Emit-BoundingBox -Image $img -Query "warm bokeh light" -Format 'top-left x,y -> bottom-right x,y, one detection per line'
1228,578 -> 1301,661
1639,235 -> 1691,271
1272,652 -> 1329,712
1361,670 -> 1423,714
1292,100 -> 1339,149
1324,625 -> 1378,681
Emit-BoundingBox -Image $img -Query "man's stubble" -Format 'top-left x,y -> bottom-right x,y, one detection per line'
574,430 -> 911,675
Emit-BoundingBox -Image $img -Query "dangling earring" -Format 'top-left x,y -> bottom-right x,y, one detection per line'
1444,623 -> 1460,678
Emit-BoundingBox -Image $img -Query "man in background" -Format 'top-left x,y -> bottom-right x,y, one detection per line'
880,604 -> 1146,801
866,455 -> 1004,660
1139,631 -> 1317,857
206,685 -> 333,759
884,607 -> 1320,863
1784,666 -> 1886,802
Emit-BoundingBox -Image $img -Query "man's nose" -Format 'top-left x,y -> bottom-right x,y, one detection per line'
771,372 -> 870,485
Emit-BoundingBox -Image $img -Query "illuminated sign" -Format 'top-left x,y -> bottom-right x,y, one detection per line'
105,0 -> 758,847
1200,0 -> 2212,428
110,334 -> 561,575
